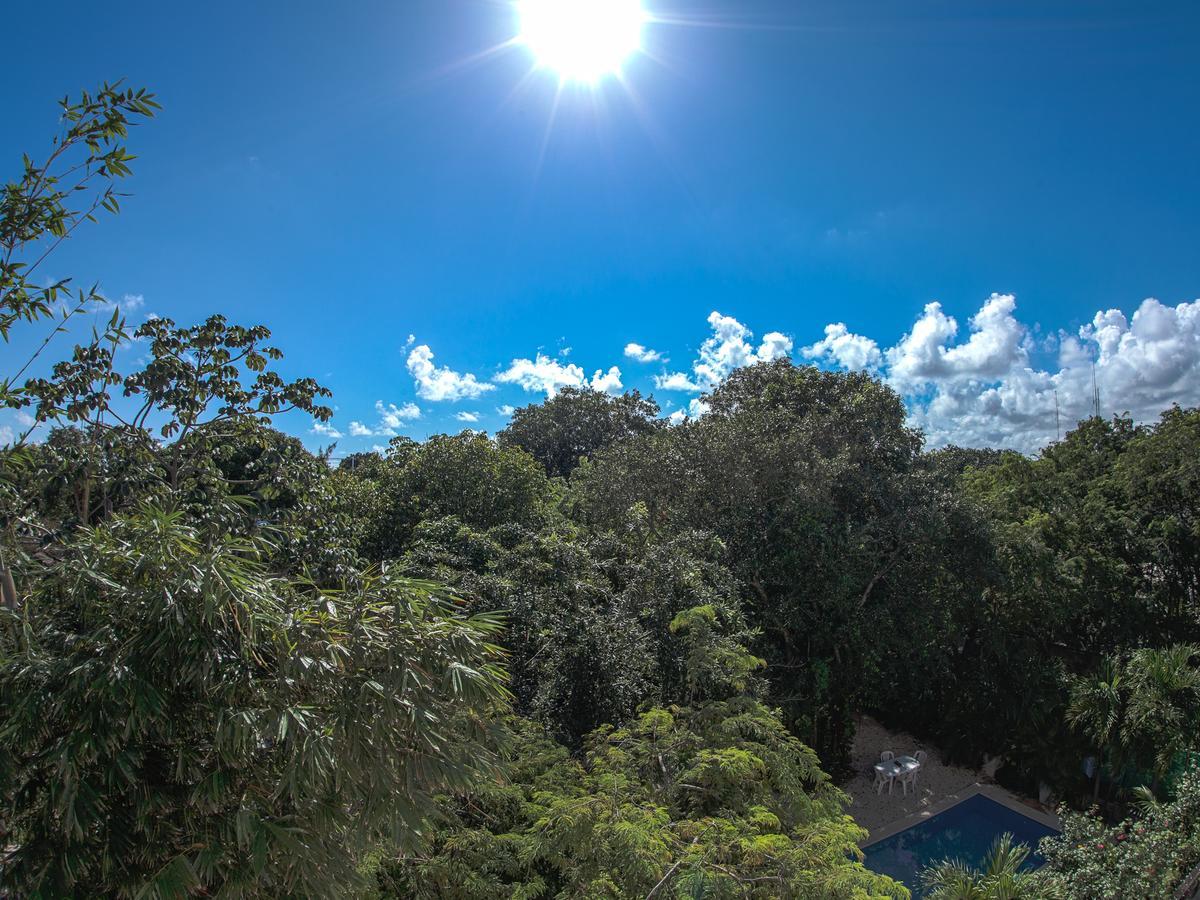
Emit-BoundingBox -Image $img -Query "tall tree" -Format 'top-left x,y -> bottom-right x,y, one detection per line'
0,86 -> 513,898
0,510 -> 509,896
2,83 -> 159,417
1123,644 -> 1200,788
1067,658 -> 1125,801
571,360 -> 927,765
373,608 -> 908,900
498,387 -> 661,478
355,432 -> 554,561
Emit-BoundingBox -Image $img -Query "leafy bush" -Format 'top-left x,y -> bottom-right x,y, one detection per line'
0,507 -> 509,896
1032,764 -> 1200,899
373,609 -> 908,899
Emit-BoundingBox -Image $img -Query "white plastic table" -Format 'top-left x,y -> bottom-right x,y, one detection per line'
874,755 -> 921,795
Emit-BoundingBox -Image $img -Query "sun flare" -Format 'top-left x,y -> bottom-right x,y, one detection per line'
518,0 -> 646,83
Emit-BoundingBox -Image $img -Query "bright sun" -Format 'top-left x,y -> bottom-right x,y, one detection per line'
518,0 -> 646,83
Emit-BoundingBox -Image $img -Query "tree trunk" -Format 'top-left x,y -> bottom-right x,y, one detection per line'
1,567 -> 18,611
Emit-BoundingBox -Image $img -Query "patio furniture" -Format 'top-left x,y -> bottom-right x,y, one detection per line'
874,755 -> 922,796
914,750 -> 928,765
880,750 -> 895,762
873,763 -> 894,794
896,755 -> 922,796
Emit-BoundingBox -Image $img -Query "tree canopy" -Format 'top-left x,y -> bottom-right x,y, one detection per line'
498,386 -> 662,478
4,83 -> 1200,899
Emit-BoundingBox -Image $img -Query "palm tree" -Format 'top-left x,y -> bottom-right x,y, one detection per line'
1130,784 -> 1164,817
922,833 -> 1041,899
1067,657 -> 1124,802
1123,644 -> 1200,791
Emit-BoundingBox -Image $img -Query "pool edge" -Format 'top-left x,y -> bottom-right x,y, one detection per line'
859,783 -> 1061,849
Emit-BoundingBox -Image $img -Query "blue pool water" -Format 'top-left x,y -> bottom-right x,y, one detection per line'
861,793 -> 1059,898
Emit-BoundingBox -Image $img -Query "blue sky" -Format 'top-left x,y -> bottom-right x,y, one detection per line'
3,0 -> 1198,454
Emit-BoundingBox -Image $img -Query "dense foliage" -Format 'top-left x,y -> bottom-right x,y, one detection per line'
569,363 -> 935,765
0,512 -> 509,895
3,84 -> 1200,897
923,833 -> 1041,900
1031,764 -> 1200,898
372,610 -> 906,899
925,764 -> 1200,898
0,88 -> 510,897
498,386 -> 662,478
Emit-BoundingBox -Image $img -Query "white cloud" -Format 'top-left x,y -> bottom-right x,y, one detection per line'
495,354 -> 583,396
695,312 -> 755,385
656,311 -> 793,399
808,294 -> 1200,453
378,401 -> 420,429
494,353 -> 624,397
590,366 -> 623,394
802,323 -> 883,371
667,410 -> 687,426
349,401 -> 422,437
654,372 -> 705,392
624,342 -> 662,363
91,292 -> 145,314
757,331 -> 794,363
886,293 -> 1028,391
310,420 -> 343,439
456,411 -> 480,423
0,424 -> 14,447
498,404 -> 516,416
407,344 -> 494,401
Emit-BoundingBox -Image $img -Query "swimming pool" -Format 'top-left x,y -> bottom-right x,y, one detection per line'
861,792 -> 1060,898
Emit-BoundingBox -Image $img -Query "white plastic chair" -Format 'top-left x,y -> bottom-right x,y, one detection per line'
875,751 -> 898,794
873,764 -> 895,795
900,752 -> 925,796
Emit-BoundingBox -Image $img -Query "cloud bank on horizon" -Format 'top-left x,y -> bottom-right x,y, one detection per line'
323,293 -> 1200,456
801,293 -> 1200,452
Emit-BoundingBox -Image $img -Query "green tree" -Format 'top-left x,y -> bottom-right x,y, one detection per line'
0,88 -> 514,898
1067,658 -> 1125,801
2,82 -> 159,612
0,508 -> 510,897
922,834 -> 1040,900
396,518 -> 746,743
1112,406 -> 1200,629
954,413 -> 1200,795
498,386 -> 662,478
2,83 -> 158,415
1065,645 -> 1200,800
1033,763 -> 1200,899
22,313 -> 333,493
1123,644 -> 1200,788
572,360 -> 928,765
356,432 -> 554,560
374,609 -> 907,899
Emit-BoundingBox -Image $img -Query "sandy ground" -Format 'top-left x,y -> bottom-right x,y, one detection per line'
841,715 -> 985,837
